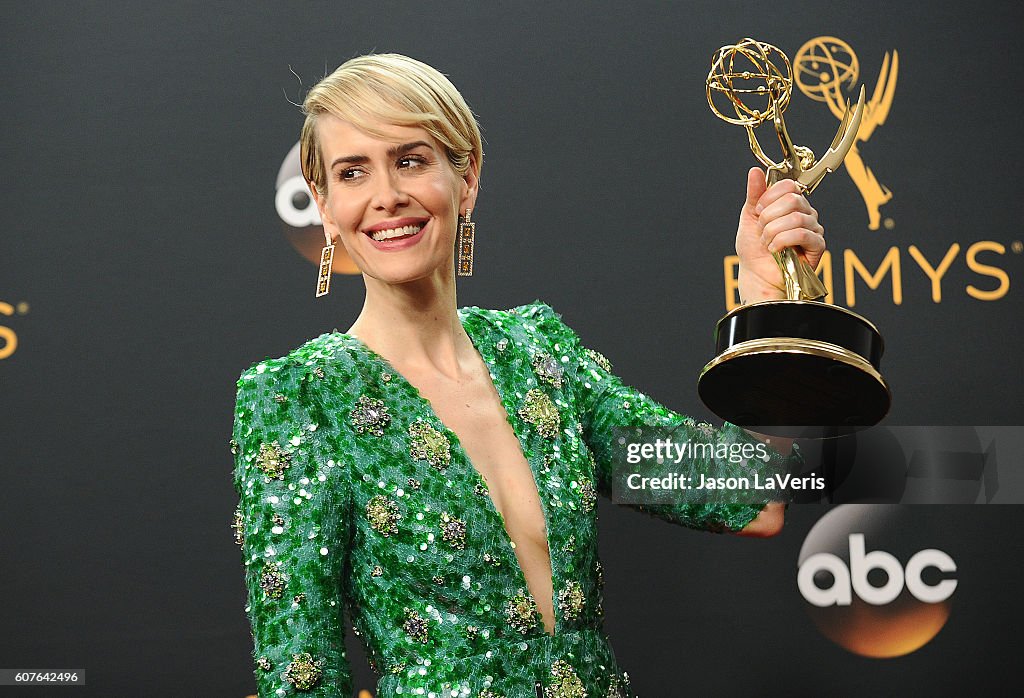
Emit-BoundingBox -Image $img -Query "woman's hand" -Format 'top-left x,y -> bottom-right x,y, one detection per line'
736,166 -> 826,303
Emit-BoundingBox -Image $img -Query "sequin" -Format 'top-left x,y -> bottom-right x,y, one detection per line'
371,565 -> 383,577
577,480 -> 597,512
293,593 -> 306,604
259,562 -> 286,599
606,672 -> 629,698
272,513 -> 285,527
544,659 -> 586,698
517,388 -> 560,438
231,507 -> 244,546
505,588 -> 540,634
402,607 -> 430,643
496,337 -> 509,352
584,347 -> 612,372
440,512 -> 467,549
409,418 -> 452,470
479,689 -> 504,698
531,351 -> 564,388
557,580 -> 585,621
366,495 -> 400,536
255,441 -> 291,480
349,395 -> 391,436
228,438 -> 239,455
274,393 -> 288,403
312,366 -> 325,379
474,482 -> 489,497
256,656 -> 272,671
283,652 -> 324,690
408,477 -> 421,490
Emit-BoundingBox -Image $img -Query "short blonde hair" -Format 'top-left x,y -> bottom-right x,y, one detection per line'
300,53 -> 483,197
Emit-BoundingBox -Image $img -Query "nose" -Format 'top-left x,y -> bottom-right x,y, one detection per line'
370,169 -> 409,212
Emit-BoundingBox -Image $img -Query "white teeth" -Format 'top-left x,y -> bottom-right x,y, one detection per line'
370,223 -> 425,241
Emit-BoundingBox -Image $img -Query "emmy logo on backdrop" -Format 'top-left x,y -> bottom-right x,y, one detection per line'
794,37 -> 898,231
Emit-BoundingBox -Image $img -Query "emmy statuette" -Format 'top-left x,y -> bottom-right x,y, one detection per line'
699,38 -> 892,438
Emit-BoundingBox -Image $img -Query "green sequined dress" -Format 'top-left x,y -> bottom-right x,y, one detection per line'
230,300 -> 800,698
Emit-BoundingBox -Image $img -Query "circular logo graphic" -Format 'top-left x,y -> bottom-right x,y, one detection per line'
275,141 -> 360,276
794,36 -> 859,103
797,504 -> 956,658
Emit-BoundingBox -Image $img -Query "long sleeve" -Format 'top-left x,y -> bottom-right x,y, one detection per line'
527,300 -> 802,533
231,359 -> 353,697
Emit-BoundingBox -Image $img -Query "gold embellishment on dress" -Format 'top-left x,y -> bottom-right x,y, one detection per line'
465,625 -> 479,640
585,347 -> 612,373
407,477 -> 421,490
274,393 -> 288,403
517,388 -> 560,438
474,482 -> 489,497
505,588 -> 540,634
231,507 -> 244,546
479,689 -> 505,698
256,656 -> 271,671
371,565 -> 383,577
432,575 -> 445,585
283,652 -> 324,690
531,351 -> 564,388
544,659 -> 586,698
408,418 -> 451,470
311,366 -> 325,379
272,513 -> 285,526
562,534 -> 576,554
259,561 -> 286,599
228,438 -> 239,455
595,559 -> 604,588
293,593 -> 305,605
440,512 -> 467,549
349,395 -> 391,436
557,580 -> 585,621
483,552 -> 502,567
381,371 -> 392,382
255,441 -> 291,480
366,495 -> 400,536
402,607 -> 429,643
578,480 -> 597,512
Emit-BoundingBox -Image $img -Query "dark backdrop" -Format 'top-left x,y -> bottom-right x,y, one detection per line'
2,2 -> 1022,696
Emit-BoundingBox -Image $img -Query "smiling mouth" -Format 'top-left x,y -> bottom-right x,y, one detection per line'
366,221 -> 427,242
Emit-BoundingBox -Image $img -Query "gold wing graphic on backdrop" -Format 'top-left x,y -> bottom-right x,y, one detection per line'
828,50 -> 898,229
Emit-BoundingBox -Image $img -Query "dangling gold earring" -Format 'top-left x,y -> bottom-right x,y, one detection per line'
456,208 -> 475,276
315,228 -> 335,297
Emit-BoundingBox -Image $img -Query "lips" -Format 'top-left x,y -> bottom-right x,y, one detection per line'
363,217 -> 430,241
363,218 -> 430,250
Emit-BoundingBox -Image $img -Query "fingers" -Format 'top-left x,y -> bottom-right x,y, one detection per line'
744,166 -> 767,209
764,227 -> 826,255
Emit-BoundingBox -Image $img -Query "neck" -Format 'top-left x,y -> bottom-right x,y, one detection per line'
345,271 -> 471,380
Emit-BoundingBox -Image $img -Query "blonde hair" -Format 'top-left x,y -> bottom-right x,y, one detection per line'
299,53 -> 483,197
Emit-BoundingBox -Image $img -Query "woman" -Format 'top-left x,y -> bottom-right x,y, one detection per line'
231,54 -> 823,698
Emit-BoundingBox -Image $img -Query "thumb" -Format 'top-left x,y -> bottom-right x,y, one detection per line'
744,166 -> 766,210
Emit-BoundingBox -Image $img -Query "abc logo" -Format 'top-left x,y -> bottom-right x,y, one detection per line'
275,142 -> 360,276
797,505 -> 956,657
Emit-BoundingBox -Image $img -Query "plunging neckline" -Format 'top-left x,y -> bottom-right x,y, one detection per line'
337,307 -> 559,637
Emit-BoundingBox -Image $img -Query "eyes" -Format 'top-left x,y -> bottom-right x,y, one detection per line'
337,155 -> 428,182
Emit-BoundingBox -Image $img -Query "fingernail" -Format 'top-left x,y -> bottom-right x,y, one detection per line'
767,242 -> 776,252
754,204 -> 763,214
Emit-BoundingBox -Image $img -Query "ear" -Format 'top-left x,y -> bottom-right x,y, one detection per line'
457,155 -> 480,215
308,180 -> 340,243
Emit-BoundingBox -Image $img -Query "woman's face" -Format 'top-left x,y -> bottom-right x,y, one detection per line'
310,114 -> 478,285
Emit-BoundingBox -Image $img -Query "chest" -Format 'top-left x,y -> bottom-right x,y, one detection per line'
407,366 -> 548,549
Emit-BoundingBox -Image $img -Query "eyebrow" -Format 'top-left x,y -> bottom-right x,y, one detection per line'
330,140 -> 433,168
